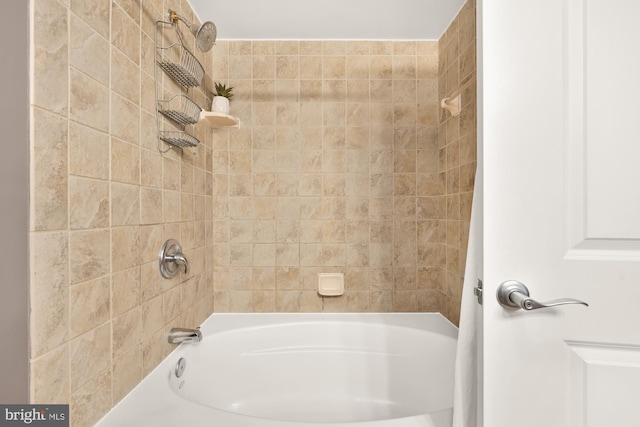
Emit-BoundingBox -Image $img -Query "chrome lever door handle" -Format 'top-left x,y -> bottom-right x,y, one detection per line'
497,280 -> 589,311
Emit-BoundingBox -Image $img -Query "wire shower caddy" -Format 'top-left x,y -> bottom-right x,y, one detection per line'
154,19 -> 204,151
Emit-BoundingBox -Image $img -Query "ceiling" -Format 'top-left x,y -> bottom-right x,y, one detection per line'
187,0 -> 467,40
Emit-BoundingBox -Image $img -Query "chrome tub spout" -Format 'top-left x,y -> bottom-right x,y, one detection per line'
168,327 -> 202,344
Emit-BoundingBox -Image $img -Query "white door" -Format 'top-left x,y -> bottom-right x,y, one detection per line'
481,0 -> 640,425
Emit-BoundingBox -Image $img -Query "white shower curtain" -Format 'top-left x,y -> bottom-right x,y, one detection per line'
452,179 -> 481,427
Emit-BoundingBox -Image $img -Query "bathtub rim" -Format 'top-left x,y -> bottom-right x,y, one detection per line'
197,312 -> 458,339
95,312 -> 458,427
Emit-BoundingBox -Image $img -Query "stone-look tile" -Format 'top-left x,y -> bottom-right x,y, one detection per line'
438,5 -> 477,326
69,277 -> 110,338
113,267 -> 142,316
142,329 -> 165,377
70,14 -> 109,86
69,177 -> 110,229
113,345 -> 143,403
70,68 -> 109,132
112,138 -> 140,184
31,6 -> 477,424
111,182 -> 140,226
69,323 -> 110,392
112,226 -> 140,272
69,122 -> 110,180
30,232 -> 69,358
113,307 -> 142,359
141,187 -> 163,224
70,370 -> 112,427
142,295 -> 163,336
111,48 -> 140,105
111,94 -> 141,144
115,0 -> 141,23
30,345 -> 69,404
69,229 -> 110,285
32,108 -> 68,231
31,0 -> 221,422
70,0 -> 110,38
163,286 -> 181,323
111,2 -> 140,65
33,0 -> 68,115
141,148 -> 163,188
163,157 -> 181,190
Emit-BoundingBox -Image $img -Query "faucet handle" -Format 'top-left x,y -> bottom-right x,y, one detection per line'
159,239 -> 189,279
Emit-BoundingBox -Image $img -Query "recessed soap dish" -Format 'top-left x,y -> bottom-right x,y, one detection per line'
318,273 -> 344,296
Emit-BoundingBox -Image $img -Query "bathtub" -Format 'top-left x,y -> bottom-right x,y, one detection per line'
96,313 -> 458,427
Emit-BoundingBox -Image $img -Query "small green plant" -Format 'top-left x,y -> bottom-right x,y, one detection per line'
214,82 -> 234,100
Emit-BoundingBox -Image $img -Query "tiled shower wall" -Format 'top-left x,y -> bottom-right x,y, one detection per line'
439,0 -> 477,324
29,0 -> 216,425
29,0 -> 475,424
208,40 -> 445,313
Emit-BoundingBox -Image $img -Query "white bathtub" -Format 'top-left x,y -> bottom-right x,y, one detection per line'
96,313 -> 457,427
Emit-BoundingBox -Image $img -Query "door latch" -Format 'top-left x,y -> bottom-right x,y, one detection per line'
496,280 -> 588,311
474,279 -> 483,305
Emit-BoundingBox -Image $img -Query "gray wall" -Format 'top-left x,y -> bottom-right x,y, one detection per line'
0,0 -> 29,402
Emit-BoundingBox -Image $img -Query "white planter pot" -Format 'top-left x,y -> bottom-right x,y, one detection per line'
211,96 -> 230,114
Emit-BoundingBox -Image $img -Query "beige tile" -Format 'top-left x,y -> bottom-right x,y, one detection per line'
30,232 -> 69,357
111,138 -> 140,185
163,286 -> 181,322
299,56 -> 322,79
370,56 -> 392,79
32,108 -> 68,231
112,267 -> 142,316
70,370 -> 112,427
140,187 -> 163,224
111,182 -> 140,226
142,295 -> 163,336
70,0 -> 110,38
69,323 -> 110,392
69,229 -> 110,284
276,56 -> 299,79
69,177 -> 110,229
115,0 -> 140,23
113,345 -> 142,403
69,122 -> 110,180
140,148 -> 163,188
142,330 -> 165,377
70,14 -> 109,86
141,261 -> 162,301
113,307 -> 142,359
33,0 -> 68,115
69,277 -> 110,338
253,56 -> 275,79
111,47 -> 140,105
30,345 -> 69,404
253,41 -> 275,55
111,93 -> 140,145
111,2 -> 140,65
70,68 -> 109,132
323,56 -> 346,79
112,226 -> 140,272
417,196 -> 446,220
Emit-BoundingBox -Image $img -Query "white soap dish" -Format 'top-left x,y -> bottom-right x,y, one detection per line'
317,273 -> 344,296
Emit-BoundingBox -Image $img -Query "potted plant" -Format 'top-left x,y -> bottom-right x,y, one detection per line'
211,82 -> 234,114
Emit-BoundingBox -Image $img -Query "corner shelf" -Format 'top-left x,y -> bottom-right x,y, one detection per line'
199,111 -> 240,128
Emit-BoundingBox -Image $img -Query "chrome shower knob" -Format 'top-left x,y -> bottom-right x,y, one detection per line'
159,239 -> 189,279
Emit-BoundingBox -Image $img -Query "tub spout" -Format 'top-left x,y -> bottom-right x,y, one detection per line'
168,327 -> 202,344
